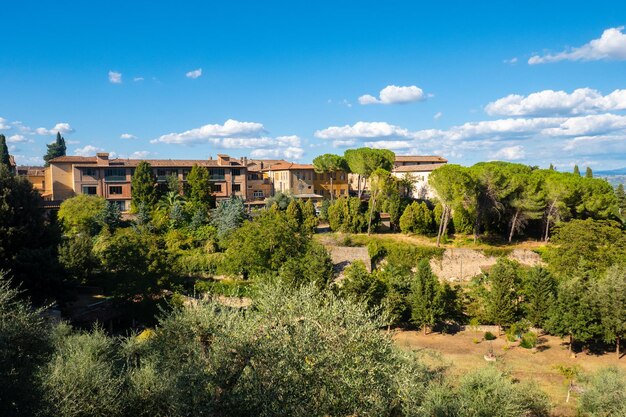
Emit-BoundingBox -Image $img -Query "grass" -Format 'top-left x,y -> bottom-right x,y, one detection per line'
393,330 -> 626,417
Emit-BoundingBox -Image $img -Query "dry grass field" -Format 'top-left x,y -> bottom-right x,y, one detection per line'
394,330 -> 626,416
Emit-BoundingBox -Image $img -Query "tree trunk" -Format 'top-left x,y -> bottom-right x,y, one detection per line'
569,334 -> 573,353
544,201 -> 556,241
330,174 -> 334,202
357,175 -> 362,198
617,336 -> 621,359
367,192 -> 376,236
508,210 -> 519,243
423,325 -> 427,336
436,206 -> 446,247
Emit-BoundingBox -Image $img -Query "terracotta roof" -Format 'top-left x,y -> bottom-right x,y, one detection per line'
246,159 -> 289,172
394,155 -> 448,163
393,163 -> 445,173
50,155 -> 244,167
17,166 -> 45,176
261,162 -> 315,171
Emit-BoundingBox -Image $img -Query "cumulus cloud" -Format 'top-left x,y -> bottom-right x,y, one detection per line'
315,121 -> 413,140
486,88 -> 626,116
7,134 -> 30,143
108,71 -> 122,83
358,85 -> 426,105
0,117 -> 10,130
434,112 -> 443,120
250,147 -> 304,160
152,119 -> 265,145
120,133 -> 137,139
529,26 -> 626,64
35,123 -> 75,136
503,57 -> 518,64
133,77 -> 144,82
153,119 -> 303,160
185,68 -> 202,79
128,151 -> 153,159
363,140 -> 414,150
74,145 -> 104,156
490,145 -> 525,161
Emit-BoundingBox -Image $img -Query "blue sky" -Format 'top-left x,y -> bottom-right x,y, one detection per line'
2,1 -> 626,170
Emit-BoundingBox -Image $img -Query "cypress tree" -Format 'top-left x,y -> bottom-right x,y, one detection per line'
548,163 -> 555,171
486,259 -> 520,334
522,267 -> 556,327
585,167 -> 593,178
615,184 -> 626,217
187,164 -> 213,207
0,134 -> 10,167
573,165 -> 580,176
410,259 -> 442,334
43,132 -> 67,166
131,161 -> 156,212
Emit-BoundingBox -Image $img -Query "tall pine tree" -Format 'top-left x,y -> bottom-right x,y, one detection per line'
573,165 -> 580,176
485,259 -> 520,334
130,161 -> 156,212
186,164 -> 213,207
0,134 -> 10,168
43,132 -> 67,166
522,266 -> 556,327
616,184 -> 626,218
410,259 -> 442,334
585,167 -> 593,178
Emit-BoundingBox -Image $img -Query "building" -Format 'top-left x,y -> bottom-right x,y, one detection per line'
263,162 -> 349,200
46,153 -> 248,211
245,159 -> 286,203
348,155 -> 447,199
391,156 -> 447,199
17,166 -> 46,194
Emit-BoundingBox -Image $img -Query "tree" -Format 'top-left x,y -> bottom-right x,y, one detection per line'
485,259 -> 520,333
521,267 -> 556,328
58,195 -> 107,236
285,199 -> 303,228
585,166 -> 593,178
131,161 -> 156,212
327,197 -> 370,233
596,266 -> 626,358
399,202 -> 433,235
410,260 -> 442,334
97,201 -> 122,231
312,154 -> 348,201
367,168 -> 390,235
507,170 -> 545,243
186,164 -> 213,207
547,277 -> 600,353
549,163 -> 555,170
578,367 -> 626,417
0,275 -> 53,417
58,234 -> 98,282
43,132 -> 67,166
344,148 -> 394,198
301,199 -> 318,235
212,196 -> 245,240
573,164 -> 580,176
616,184 -> 626,218
340,261 -> 387,310
542,172 -> 578,241
0,134 -> 10,168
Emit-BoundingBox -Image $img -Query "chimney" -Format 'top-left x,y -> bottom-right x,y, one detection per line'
243,156 -> 248,166
96,152 -> 109,166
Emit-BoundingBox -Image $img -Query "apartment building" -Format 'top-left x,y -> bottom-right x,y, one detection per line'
17,166 -> 46,193
245,159 -> 285,203
46,153 -> 248,211
263,162 -> 349,200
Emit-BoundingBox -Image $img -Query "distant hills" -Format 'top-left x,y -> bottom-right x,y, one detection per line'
594,167 -> 626,187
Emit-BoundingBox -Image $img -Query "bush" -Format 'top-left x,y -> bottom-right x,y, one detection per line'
520,332 -> 538,349
485,331 -> 497,340
399,202 -> 434,235
327,197 -> 371,233
578,367 -> 626,417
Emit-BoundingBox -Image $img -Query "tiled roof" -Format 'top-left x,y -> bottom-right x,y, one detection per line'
261,162 -> 315,171
17,166 -> 45,176
246,159 -> 288,172
393,163 -> 445,173
394,155 -> 448,163
50,156 -> 244,167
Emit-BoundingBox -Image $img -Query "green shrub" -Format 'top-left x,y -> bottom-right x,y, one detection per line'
483,247 -> 513,258
520,332 -> 538,349
485,331 -> 497,340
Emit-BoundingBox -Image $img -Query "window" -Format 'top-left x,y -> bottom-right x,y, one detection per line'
213,184 -> 222,193
182,169 -> 190,180
105,168 -> 126,182
209,168 -> 225,180
253,190 -> 264,199
112,200 -> 126,211
82,186 -> 97,195
83,168 -> 97,177
232,184 -> 241,193
231,168 -> 241,176
109,186 -> 123,195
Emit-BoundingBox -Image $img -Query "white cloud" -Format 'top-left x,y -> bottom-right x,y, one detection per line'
152,119 -> 265,145
35,123 -> 75,136
14,155 -> 44,165
364,140 -> 413,150
358,85 -> 426,105
332,139 -> 357,148
108,71 -> 122,83
503,57 -> 518,64
434,112 -> 443,120
129,151 -> 153,159
120,133 -> 137,139
486,88 -> 626,116
490,145 -> 525,161
250,147 -> 304,160
315,121 -> 413,140
74,145 -> 104,156
67,140 -> 80,145
133,77 -> 144,82
529,26 -> 626,64
185,68 -> 202,79
0,117 -> 10,130
7,134 -> 30,143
